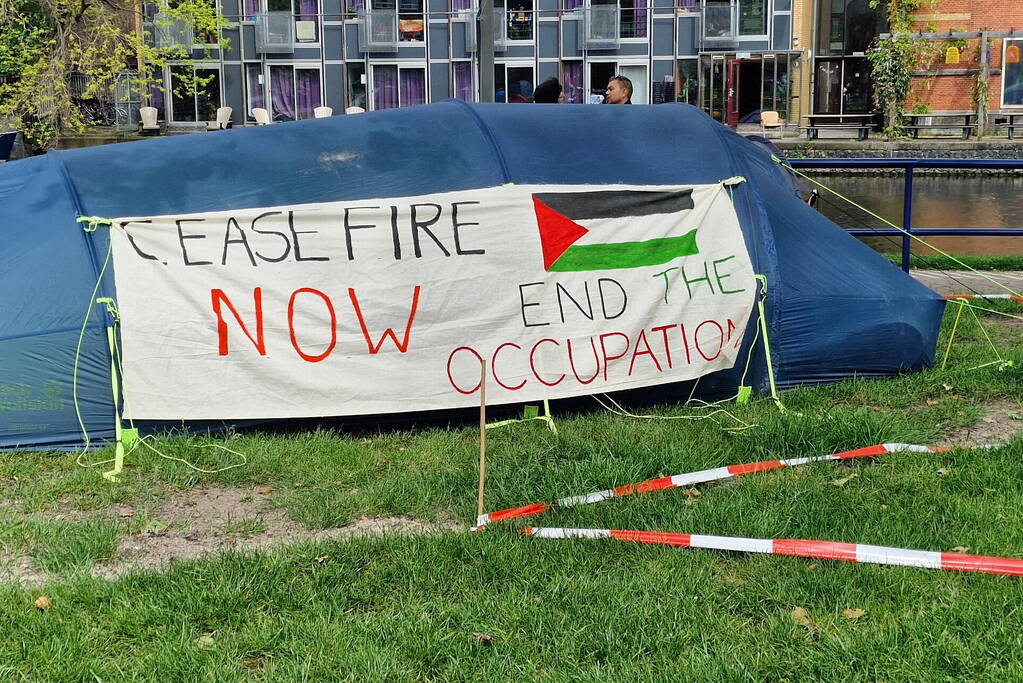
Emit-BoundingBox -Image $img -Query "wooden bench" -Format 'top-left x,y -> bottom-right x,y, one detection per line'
904,124 -> 974,140
1007,125 -> 1022,140
805,124 -> 870,141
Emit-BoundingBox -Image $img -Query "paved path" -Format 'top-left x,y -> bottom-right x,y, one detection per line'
910,270 -> 1023,296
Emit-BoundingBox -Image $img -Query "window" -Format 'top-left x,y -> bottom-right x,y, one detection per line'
704,0 -> 768,40
169,65 -> 220,122
589,0 -> 646,39
245,63 -> 265,119
704,1 -> 732,38
676,59 -> 698,104
1004,39 -> 1023,107
268,65 -> 322,120
372,65 -> 426,109
453,62 -> 474,101
495,64 -> 534,102
496,0 -> 533,41
347,63 -> 367,109
371,0 -> 424,41
738,0 -> 765,36
815,0 -> 887,56
563,61 -> 583,103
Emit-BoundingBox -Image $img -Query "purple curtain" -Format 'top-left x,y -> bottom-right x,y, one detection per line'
351,0 -> 365,10
453,62 -> 473,101
677,0 -> 696,10
634,0 -> 646,38
563,0 -> 582,10
296,69 -> 321,118
247,64 -> 264,110
298,0 -> 317,30
374,65 -> 398,110
451,0 -> 470,10
243,0 -> 258,18
562,62 -> 582,103
149,83 -> 165,119
270,66 -> 295,119
400,68 -> 426,106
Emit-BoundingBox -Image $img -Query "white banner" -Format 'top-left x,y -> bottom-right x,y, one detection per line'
109,183 -> 756,419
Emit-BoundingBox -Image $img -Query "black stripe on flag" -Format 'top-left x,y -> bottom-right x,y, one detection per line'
532,189 -> 695,220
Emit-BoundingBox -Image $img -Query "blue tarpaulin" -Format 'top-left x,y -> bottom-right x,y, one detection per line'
0,102 -> 944,449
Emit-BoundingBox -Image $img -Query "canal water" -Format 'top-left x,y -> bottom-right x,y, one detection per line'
808,174 -> 1023,256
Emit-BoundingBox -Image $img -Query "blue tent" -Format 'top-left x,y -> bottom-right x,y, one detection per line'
0,102 -> 944,449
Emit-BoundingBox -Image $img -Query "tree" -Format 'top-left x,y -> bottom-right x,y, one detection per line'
0,0 -> 224,151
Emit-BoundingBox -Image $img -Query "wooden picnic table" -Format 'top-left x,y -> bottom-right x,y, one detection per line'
999,112 -> 1023,139
802,113 -> 875,141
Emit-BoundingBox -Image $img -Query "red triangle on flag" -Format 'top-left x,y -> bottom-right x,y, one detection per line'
532,196 -> 589,270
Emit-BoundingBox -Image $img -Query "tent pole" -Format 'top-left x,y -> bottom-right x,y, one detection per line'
477,360 -> 487,518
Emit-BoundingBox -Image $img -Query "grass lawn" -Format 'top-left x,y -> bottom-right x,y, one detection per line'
2,299 -> 1023,679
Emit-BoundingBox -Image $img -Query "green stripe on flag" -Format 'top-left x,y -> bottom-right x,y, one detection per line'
548,229 -> 699,272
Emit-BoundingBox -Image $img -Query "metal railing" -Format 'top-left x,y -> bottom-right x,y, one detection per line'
785,158 -> 1023,272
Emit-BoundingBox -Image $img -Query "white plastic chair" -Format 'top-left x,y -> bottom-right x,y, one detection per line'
761,110 -> 783,138
252,107 -> 271,125
206,106 -> 233,131
313,106 -> 333,118
139,106 -> 160,135
344,106 -> 365,115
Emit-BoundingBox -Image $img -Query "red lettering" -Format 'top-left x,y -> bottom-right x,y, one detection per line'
599,332 -> 630,381
627,329 -> 662,376
492,342 -> 526,391
529,338 -> 565,387
678,323 -> 693,364
695,319 -> 725,361
566,337 -> 600,385
446,346 -> 484,394
349,285 -> 421,354
651,324 -> 675,369
727,318 -> 743,349
287,288 -> 337,363
211,287 -> 265,356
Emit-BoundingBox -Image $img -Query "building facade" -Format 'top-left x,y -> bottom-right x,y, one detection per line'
144,0 -> 802,127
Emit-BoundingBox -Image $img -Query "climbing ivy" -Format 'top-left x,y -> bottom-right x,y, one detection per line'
867,0 -> 935,138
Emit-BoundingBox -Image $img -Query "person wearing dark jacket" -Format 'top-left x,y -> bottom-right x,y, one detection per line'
532,77 -> 565,103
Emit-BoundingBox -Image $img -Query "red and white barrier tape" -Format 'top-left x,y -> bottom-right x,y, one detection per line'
523,527 -> 1023,577
945,294 -> 1023,303
475,443 -> 949,530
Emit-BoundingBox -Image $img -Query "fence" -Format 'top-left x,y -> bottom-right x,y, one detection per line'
785,158 -> 1023,272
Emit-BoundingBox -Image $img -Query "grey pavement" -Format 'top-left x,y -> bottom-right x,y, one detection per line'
910,270 -> 1023,296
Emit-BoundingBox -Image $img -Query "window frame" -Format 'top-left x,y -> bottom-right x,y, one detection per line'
266,63 -> 324,120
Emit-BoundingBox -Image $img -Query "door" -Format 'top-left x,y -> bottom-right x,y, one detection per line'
726,59 -> 741,126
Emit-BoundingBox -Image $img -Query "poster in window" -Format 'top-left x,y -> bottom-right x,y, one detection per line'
1005,40 -> 1023,106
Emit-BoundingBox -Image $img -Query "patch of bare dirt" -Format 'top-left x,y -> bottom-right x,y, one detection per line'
940,401 -> 1023,446
0,485 -> 463,588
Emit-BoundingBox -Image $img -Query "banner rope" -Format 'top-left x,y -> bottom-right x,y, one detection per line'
473,442 -> 964,529
770,155 -> 1023,300
522,527 -> 1023,578
71,219 -> 248,478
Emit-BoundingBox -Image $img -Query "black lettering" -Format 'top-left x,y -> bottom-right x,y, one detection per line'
288,211 -> 329,262
452,201 -> 485,255
221,217 -> 257,266
176,218 -> 211,266
518,282 -> 550,328
250,211 -> 291,263
555,281 -> 594,323
597,278 -> 627,320
410,203 -> 450,258
343,206 -> 378,261
119,220 -> 158,261
390,205 -> 401,260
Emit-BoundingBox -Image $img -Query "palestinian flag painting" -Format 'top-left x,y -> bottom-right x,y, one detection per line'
533,189 -> 700,272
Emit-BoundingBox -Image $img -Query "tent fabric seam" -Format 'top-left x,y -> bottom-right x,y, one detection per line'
445,99 -> 512,184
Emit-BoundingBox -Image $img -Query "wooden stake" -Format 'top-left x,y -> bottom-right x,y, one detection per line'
477,359 -> 487,518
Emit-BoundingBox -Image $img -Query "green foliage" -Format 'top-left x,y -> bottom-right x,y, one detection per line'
0,0 -> 226,150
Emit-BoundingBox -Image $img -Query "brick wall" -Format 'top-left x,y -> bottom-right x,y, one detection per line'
907,0 -> 1019,111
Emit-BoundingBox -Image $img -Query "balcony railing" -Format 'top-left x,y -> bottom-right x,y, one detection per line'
150,12 -> 194,50
576,6 -> 619,49
464,9 -> 507,53
358,9 -> 398,51
254,11 -> 295,53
